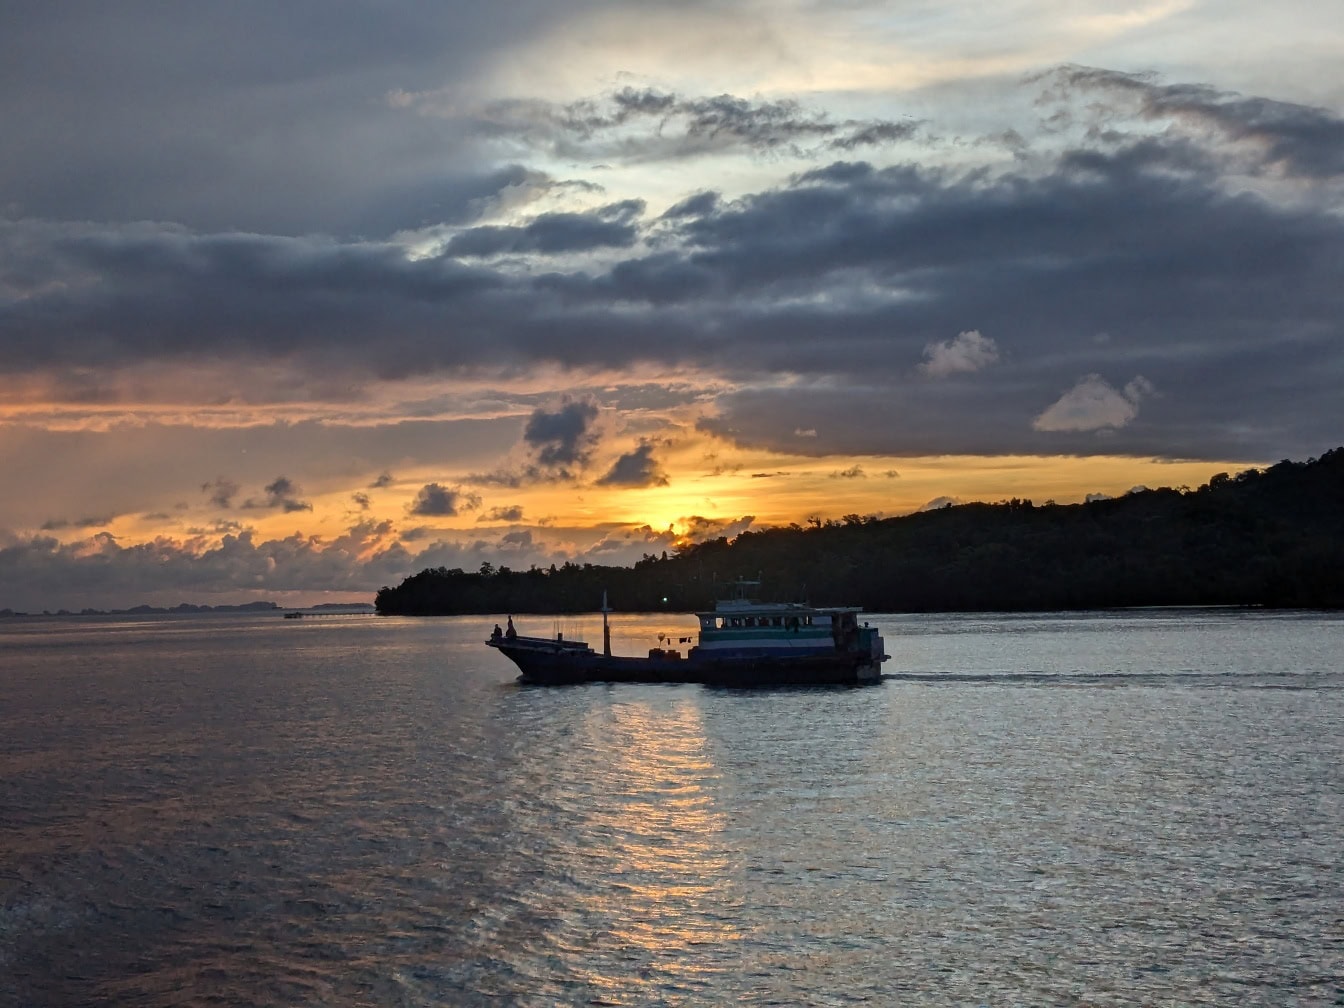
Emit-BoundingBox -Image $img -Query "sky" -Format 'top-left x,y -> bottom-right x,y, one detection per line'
2,0 -> 1342,611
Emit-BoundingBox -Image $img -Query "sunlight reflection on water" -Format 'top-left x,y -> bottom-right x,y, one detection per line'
1,610 -> 1342,1005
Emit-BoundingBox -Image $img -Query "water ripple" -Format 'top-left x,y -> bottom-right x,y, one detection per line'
1,611 -> 1342,1005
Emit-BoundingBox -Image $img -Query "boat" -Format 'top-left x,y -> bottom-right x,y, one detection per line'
485,582 -> 887,687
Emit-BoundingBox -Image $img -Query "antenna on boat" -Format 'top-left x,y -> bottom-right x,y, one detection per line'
601,590 -> 611,657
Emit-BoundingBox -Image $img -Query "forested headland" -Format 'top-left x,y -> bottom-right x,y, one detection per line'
374,448 -> 1344,615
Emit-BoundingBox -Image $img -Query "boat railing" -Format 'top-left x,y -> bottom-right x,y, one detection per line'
489,631 -> 592,652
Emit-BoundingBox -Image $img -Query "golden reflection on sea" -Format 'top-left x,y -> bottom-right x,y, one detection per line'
564,695 -> 743,999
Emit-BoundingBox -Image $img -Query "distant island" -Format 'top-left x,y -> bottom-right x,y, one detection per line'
376,447 -> 1344,616
0,601 -> 374,618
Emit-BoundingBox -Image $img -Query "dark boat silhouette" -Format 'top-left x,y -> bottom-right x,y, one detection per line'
487,582 -> 887,687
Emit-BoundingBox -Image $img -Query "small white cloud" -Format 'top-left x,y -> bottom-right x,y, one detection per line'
1032,374 -> 1155,433
1124,375 -> 1157,401
794,427 -> 818,437
919,329 -> 1000,378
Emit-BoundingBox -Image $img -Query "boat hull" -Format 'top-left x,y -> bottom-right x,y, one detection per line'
490,640 -> 882,687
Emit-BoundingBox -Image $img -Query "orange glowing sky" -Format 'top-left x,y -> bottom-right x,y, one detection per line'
2,2 -> 1340,610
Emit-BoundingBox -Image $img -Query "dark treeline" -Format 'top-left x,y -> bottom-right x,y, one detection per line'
375,448 -> 1344,615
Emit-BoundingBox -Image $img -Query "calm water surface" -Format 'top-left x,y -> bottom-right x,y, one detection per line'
2,609 -> 1341,1006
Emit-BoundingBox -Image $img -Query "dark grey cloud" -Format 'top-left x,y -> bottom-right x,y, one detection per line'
597,441 -> 669,487
606,87 -> 921,155
241,476 -> 311,513
0,2 -> 626,234
40,515 -> 115,531
0,219 -> 536,379
523,399 -> 601,471
1050,66 -> 1344,180
662,191 -> 720,220
470,87 -> 921,162
444,200 -> 644,258
202,478 -> 239,509
480,505 -> 525,522
408,483 -> 480,517
1,71 -> 1341,462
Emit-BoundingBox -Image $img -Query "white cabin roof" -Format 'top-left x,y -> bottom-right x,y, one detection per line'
694,580 -> 862,618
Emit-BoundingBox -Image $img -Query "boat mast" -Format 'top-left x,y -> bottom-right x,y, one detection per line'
601,590 -> 611,656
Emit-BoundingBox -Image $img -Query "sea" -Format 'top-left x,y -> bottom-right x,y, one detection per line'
2,608 -> 1341,1007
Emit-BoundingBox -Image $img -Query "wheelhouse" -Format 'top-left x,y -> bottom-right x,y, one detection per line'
697,611 -> 817,631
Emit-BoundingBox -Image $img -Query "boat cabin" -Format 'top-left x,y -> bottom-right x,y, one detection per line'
698,611 -> 816,631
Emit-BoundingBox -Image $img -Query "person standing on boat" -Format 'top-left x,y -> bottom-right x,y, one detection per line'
505,616 -> 516,639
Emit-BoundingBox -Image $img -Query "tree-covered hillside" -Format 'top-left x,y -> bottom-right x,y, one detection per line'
375,448 -> 1344,615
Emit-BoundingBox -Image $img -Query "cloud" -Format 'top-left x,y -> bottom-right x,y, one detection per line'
523,398 -> 601,473
1,71 -> 1342,465
7,5 -> 1344,613
662,191 -> 719,220
471,398 -> 611,488
369,473 -> 394,489
40,515 -> 114,531
444,200 -> 644,258
480,505 -> 525,522
829,465 -> 867,479
597,441 -> 669,487
919,330 -> 1000,378
241,476 -> 312,513
1033,374 -> 1155,433
202,478 -> 239,509
0,513 -> 774,611
461,87 -> 922,162
0,521 -> 412,610
0,5 -> 616,236
408,483 -> 481,517
584,523 -> 678,557
678,514 -> 755,543
6,85 -> 1342,468
1051,66 -> 1344,180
